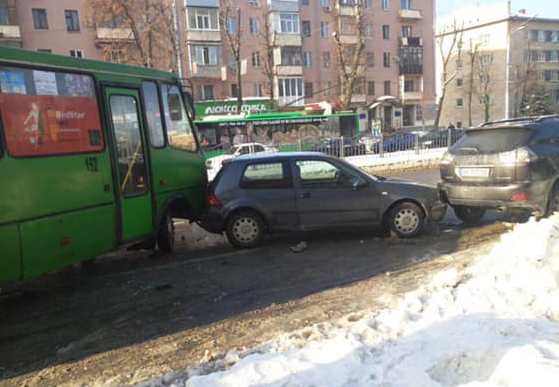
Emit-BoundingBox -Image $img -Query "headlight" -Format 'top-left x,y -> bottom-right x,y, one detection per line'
440,151 -> 455,165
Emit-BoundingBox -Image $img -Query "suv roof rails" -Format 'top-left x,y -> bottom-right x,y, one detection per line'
479,115 -> 559,127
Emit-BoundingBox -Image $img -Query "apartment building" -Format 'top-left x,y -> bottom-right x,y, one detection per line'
0,0 -> 436,128
436,1 -> 559,128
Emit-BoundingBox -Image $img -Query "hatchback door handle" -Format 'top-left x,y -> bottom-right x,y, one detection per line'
300,192 -> 311,199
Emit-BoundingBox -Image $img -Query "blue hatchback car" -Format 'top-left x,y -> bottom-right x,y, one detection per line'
200,152 -> 446,248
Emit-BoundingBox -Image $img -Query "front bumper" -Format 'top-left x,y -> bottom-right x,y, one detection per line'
428,201 -> 447,222
438,181 -> 548,214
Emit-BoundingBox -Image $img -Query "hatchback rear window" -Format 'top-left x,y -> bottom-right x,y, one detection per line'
452,128 -> 532,153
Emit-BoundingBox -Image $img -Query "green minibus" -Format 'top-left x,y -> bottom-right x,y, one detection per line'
0,47 -> 207,285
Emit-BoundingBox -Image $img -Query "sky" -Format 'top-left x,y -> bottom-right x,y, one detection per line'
437,0 -> 558,18
137,214 -> 559,387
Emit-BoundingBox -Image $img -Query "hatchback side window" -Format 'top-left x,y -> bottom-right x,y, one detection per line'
296,160 -> 358,188
240,161 -> 292,189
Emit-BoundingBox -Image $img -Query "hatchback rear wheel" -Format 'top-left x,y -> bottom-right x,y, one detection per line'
226,211 -> 265,248
453,206 -> 486,224
388,202 -> 424,238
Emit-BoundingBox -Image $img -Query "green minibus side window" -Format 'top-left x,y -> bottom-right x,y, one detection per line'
161,84 -> 198,152
142,81 -> 165,148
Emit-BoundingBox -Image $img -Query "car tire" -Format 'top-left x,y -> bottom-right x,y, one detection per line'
388,202 -> 424,238
547,184 -> 559,217
157,211 -> 175,253
225,210 -> 265,248
453,206 -> 486,224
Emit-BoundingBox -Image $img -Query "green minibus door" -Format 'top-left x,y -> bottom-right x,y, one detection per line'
106,88 -> 154,242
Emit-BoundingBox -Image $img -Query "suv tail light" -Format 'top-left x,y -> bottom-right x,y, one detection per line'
206,192 -> 222,207
498,147 -> 538,163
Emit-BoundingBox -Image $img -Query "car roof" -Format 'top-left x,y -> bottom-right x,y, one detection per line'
476,115 -> 559,130
228,151 -> 335,163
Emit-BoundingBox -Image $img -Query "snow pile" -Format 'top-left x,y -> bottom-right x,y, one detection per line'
147,215 -> 559,387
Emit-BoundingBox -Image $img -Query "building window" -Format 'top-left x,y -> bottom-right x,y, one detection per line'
367,81 -> 375,96
480,54 -> 493,65
551,90 -> 559,103
456,78 -> 463,87
383,52 -> 391,67
382,0 -> 389,11
354,77 -> 365,94
280,14 -> 299,33
32,8 -> 49,29
479,74 -> 490,85
341,17 -> 356,35
227,16 -> 237,33
303,51 -> 312,67
301,0 -> 309,5
65,10 -> 80,32
366,52 -> 375,67
366,0 -> 373,9
188,8 -> 219,30
231,83 -> 238,98
38,49 -> 52,53
365,25 -> 373,38
456,59 -> 463,69
323,51 -> 330,67
479,95 -> 490,105
70,49 -> 84,58
456,98 -> 464,108
401,0 -> 411,9
252,51 -> 261,67
107,49 -> 126,63
382,25 -> 390,40
320,0 -> 328,7
0,0 -> 8,25
198,84 -> 215,100
249,18 -> 259,35
302,20 -> 311,37
384,80 -> 391,95
321,22 -> 329,38
304,82 -> 313,97
404,80 -> 414,92
281,46 -> 302,66
278,78 -> 303,98
193,46 -> 220,65
402,25 -> 412,37
254,83 -> 263,97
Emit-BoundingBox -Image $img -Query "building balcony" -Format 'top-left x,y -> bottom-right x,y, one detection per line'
186,30 -> 221,43
398,9 -> 423,20
0,25 -> 22,46
274,33 -> 302,46
336,5 -> 357,16
96,28 -> 134,43
190,63 -> 222,78
399,36 -> 423,47
351,94 -> 366,103
276,65 -> 303,76
399,64 -> 423,75
340,35 -> 358,45
278,95 -> 304,107
402,91 -> 423,100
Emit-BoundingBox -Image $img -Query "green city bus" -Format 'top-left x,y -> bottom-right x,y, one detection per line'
0,47 -> 207,285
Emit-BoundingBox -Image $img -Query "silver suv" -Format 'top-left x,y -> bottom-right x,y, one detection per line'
438,116 -> 559,222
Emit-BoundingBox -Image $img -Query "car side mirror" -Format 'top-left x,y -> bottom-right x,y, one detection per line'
352,178 -> 367,191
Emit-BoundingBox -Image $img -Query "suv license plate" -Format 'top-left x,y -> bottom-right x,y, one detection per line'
458,167 -> 490,178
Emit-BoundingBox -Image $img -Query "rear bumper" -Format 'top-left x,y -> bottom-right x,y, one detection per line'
199,207 -> 227,234
428,202 -> 447,222
438,181 -> 548,214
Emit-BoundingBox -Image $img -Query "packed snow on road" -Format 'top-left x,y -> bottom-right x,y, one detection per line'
138,214 -> 559,387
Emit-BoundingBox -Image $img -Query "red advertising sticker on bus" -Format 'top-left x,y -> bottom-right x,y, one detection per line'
0,93 -> 103,157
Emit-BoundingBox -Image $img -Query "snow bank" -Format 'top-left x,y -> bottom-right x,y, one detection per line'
144,215 -> 559,387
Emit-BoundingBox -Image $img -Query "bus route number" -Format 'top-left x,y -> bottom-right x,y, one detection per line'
85,156 -> 99,172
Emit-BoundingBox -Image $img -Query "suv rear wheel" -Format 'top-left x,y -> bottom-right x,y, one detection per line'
453,206 -> 486,224
226,210 -> 265,248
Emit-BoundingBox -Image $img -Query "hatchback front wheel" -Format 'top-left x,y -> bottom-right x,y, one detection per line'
388,202 -> 424,238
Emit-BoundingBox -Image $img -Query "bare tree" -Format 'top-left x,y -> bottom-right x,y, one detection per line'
85,0 -> 178,72
220,3 -> 242,112
259,8 -> 277,109
434,20 -> 463,130
474,51 -> 495,122
331,3 -> 366,110
464,38 -> 479,127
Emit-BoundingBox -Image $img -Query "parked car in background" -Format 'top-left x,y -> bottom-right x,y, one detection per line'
421,128 -> 465,149
438,116 -> 559,223
372,131 -> 417,153
312,138 -> 367,157
206,142 -> 278,181
201,152 -> 447,247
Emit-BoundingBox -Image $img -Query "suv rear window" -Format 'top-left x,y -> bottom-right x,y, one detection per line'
452,128 -> 532,153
